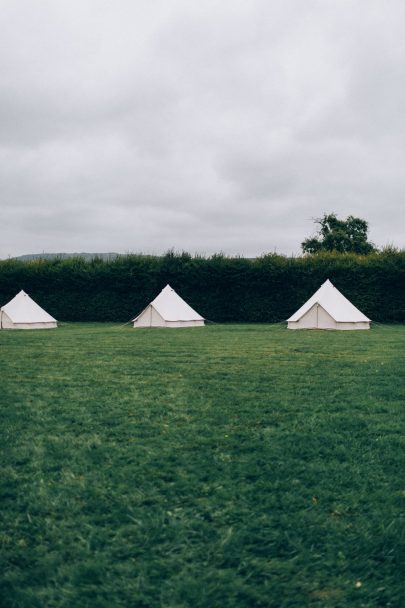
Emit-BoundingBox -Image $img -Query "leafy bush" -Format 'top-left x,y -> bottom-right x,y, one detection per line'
0,251 -> 404,322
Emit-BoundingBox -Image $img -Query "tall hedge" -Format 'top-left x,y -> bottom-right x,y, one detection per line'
0,251 -> 404,322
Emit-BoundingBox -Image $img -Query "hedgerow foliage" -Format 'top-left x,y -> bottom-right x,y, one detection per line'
0,250 -> 404,322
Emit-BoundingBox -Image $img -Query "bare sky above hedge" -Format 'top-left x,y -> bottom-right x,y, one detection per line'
1,0 -> 404,258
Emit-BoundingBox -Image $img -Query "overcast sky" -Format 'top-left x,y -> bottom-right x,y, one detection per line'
1,0 -> 404,258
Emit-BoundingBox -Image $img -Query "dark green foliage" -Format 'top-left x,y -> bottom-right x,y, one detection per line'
302,213 -> 376,254
1,324 -> 404,607
0,250 -> 404,322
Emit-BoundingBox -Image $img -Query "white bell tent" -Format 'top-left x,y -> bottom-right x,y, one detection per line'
287,279 -> 370,330
133,285 -> 205,328
0,290 -> 57,330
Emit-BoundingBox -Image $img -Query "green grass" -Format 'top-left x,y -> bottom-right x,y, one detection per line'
1,323 -> 404,608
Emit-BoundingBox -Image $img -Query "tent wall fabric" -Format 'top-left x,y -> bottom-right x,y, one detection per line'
287,279 -> 370,330
0,290 -> 57,329
133,285 -> 205,328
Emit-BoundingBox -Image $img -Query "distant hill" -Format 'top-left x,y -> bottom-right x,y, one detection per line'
10,252 -> 122,262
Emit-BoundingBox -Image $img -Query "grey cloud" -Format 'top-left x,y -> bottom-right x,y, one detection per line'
0,0 -> 404,258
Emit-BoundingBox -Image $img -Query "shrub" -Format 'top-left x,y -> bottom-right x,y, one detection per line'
0,251 -> 404,322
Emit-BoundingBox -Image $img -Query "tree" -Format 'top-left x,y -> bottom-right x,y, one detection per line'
301,213 -> 376,254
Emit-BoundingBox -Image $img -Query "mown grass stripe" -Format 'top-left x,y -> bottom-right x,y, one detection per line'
0,324 -> 404,607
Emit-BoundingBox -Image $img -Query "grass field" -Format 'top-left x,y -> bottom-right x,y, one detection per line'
1,323 -> 404,608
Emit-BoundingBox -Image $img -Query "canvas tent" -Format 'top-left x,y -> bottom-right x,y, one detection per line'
133,285 -> 204,328
0,290 -> 57,329
287,279 -> 370,330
